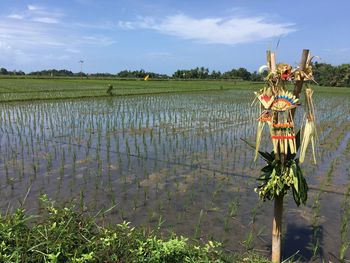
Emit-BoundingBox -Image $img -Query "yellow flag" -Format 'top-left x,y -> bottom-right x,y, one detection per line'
144,75 -> 149,81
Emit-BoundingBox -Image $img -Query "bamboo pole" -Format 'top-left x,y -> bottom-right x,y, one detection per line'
272,195 -> 284,263
291,49 -> 310,117
267,49 -> 284,263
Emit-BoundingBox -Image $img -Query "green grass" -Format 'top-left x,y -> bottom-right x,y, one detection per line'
0,78 -> 261,102
0,77 -> 349,102
0,195 -> 273,263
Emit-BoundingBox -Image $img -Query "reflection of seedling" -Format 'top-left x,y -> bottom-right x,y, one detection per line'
72,150 -> 76,176
224,216 -> 230,232
194,209 -> 204,239
59,150 -> 65,177
339,181 -> 350,260
46,152 -> 53,173
133,197 -> 138,210
79,190 -> 85,211
311,189 -> 322,258
167,190 -> 172,202
143,187 -> 148,205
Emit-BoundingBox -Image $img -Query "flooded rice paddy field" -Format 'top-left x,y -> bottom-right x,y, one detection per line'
0,89 -> 350,262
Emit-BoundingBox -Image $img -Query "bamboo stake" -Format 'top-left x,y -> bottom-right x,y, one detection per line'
266,50 -> 277,74
291,49 -> 310,117
268,48 -> 283,263
266,50 -> 272,71
272,195 -> 283,263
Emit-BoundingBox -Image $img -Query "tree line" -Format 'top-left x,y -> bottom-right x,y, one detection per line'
313,62 -> 350,87
1,63 -> 350,87
0,67 -> 262,81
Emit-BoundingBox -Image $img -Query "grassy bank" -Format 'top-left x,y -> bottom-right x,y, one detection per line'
0,196 -> 272,263
0,78 -> 263,102
0,77 -> 349,102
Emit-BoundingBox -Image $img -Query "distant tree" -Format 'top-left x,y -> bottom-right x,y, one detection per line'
28,69 -> 74,76
172,67 -> 210,79
15,70 -> 25,76
313,62 -> 335,86
210,70 -> 222,79
222,69 -> 237,79
0,68 -> 9,75
116,69 -> 168,79
250,71 -> 263,81
90,72 -> 114,77
236,67 -> 251,80
117,70 -> 132,78
303,62 -> 350,87
333,64 -> 350,87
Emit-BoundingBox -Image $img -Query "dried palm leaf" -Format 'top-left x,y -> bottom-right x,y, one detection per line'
300,119 -> 316,163
300,88 -> 317,164
254,120 -> 265,162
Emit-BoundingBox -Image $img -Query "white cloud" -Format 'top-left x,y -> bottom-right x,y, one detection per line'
79,36 -> 117,46
65,48 -> 81,53
0,5 -> 117,69
75,21 -> 116,30
119,16 -> 155,30
7,14 -> 24,20
119,14 -> 296,45
0,5 -> 115,50
0,40 -> 33,65
4,5 -> 64,25
27,5 -> 40,11
14,4 -> 65,24
0,19 -> 64,48
145,51 -> 175,59
32,17 -> 60,24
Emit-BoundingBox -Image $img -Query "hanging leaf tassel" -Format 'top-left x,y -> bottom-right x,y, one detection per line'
254,120 -> 265,162
300,88 -> 317,164
300,119 -> 315,163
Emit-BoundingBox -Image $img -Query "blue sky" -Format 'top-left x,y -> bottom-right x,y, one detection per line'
0,0 -> 349,75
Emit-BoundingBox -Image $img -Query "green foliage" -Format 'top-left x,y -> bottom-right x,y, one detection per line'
172,67 -> 253,80
222,67 -> 252,80
28,69 -> 76,77
252,131 -> 308,206
0,196 -> 233,263
116,69 -> 168,79
0,68 -> 25,76
255,152 -> 308,206
314,62 -> 350,87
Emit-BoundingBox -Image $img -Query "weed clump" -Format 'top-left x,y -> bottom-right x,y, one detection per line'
0,195 -> 239,262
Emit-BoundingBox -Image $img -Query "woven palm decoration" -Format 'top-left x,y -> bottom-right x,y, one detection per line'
251,51 -> 318,206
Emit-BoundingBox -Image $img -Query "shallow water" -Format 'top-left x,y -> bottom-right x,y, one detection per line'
0,89 -> 350,262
